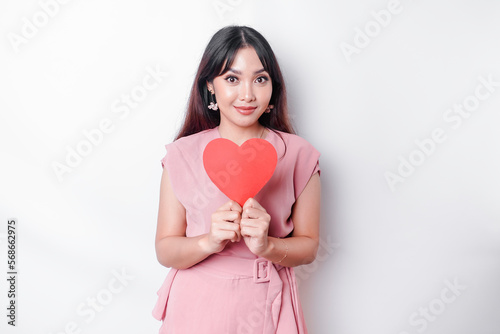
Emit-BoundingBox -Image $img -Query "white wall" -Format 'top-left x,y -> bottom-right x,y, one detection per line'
1,1 -> 499,333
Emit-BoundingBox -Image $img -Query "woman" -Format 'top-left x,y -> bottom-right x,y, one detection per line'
153,25 -> 321,333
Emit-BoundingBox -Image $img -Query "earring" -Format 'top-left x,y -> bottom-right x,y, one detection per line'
265,105 -> 274,113
208,89 -> 218,111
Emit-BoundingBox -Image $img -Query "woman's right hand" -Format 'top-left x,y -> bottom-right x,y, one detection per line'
201,200 -> 242,254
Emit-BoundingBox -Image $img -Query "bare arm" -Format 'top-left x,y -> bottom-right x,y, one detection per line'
259,172 -> 321,267
155,168 -> 241,269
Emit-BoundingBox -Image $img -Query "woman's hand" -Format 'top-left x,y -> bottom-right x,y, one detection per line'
202,200 -> 242,254
240,198 -> 271,256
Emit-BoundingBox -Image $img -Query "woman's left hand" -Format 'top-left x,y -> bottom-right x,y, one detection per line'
240,198 -> 271,256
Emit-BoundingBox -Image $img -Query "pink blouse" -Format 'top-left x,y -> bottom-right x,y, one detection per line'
153,126 -> 320,333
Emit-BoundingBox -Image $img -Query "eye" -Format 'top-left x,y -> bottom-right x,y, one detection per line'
255,76 -> 269,84
224,75 -> 238,83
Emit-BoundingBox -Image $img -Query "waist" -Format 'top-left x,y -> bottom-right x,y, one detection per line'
192,254 -> 284,283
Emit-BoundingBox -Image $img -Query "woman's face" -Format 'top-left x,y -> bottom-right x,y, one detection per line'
208,47 -> 273,130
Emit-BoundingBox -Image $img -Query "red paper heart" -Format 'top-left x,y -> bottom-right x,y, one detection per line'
203,138 -> 277,206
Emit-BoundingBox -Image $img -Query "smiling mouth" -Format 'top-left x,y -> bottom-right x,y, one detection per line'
234,106 -> 257,115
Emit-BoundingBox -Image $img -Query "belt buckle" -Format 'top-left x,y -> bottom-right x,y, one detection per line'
253,258 -> 271,283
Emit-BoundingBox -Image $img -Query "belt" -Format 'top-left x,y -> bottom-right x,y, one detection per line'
152,254 -> 306,333
193,253 -> 284,283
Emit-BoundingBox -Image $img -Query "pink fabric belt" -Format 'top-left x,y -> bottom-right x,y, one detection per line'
193,254 -> 284,282
152,254 -> 306,333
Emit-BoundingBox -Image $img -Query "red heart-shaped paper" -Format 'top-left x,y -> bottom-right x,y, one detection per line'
203,138 -> 277,206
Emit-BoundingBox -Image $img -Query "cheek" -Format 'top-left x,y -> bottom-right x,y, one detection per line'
216,86 -> 238,104
259,87 -> 273,102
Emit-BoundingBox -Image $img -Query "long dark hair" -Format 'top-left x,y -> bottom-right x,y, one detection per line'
175,25 -> 295,140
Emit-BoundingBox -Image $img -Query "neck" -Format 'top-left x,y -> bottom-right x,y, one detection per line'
218,122 -> 266,145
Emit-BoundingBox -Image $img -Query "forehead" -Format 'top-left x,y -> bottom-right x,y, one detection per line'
224,47 -> 266,73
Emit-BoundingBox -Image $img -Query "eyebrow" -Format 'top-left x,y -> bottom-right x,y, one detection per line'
227,68 -> 267,75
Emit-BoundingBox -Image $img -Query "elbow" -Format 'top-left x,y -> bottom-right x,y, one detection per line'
155,249 -> 172,269
156,252 -> 185,269
156,256 -> 191,270
155,239 -> 174,269
155,241 -> 192,270
300,236 -> 320,265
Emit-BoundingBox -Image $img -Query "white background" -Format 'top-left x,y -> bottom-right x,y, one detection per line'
1,0 -> 499,333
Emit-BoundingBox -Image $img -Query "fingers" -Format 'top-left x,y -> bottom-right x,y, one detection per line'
240,213 -> 270,239
242,198 -> 267,217
214,200 -> 243,242
240,217 -> 268,232
240,225 -> 262,238
210,199 -> 270,248
240,198 -> 270,249
242,205 -> 271,223
210,215 -> 241,241
240,217 -> 269,256
217,200 -> 242,213
208,218 -> 241,246
210,222 -> 241,242
243,197 -> 266,211
241,198 -> 270,235
211,202 -> 242,243
212,210 -> 241,224
242,208 -> 271,221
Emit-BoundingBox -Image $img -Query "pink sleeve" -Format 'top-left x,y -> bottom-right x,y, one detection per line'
160,148 -> 168,168
160,142 -> 175,169
159,142 -> 189,207
293,140 -> 321,200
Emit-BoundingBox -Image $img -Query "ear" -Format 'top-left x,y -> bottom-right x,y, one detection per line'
206,81 -> 214,93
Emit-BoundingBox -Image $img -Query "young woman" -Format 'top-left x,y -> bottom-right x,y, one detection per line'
153,25 -> 321,333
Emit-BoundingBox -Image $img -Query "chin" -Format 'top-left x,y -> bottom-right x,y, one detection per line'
235,116 -> 262,127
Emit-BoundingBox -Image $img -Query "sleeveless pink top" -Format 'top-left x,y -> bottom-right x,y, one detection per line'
153,126 -> 320,333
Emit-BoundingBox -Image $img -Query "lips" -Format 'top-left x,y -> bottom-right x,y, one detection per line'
234,106 -> 257,115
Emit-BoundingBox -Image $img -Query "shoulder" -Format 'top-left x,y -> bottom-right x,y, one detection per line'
166,128 -> 216,152
271,130 -> 320,155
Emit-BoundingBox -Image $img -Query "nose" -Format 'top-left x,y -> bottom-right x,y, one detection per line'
239,81 -> 255,102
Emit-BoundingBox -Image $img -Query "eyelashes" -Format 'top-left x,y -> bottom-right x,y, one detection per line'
224,75 -> 238,83
223,75 -> 270,84
255,76 -> 269,84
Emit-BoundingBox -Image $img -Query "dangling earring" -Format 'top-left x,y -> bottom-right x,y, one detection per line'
208,89 -> 218,111
265,104 -> 274,113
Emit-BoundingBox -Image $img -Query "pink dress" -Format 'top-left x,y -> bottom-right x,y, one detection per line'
153,126 -> 321,334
